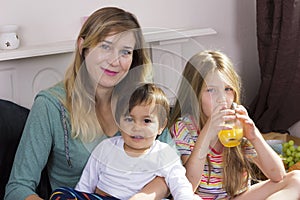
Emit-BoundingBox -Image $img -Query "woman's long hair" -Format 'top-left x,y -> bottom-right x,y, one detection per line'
62,7 -> 152,142
169,50 -> 254,197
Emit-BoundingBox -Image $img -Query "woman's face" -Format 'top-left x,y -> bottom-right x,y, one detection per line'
201,70 -> 235,118
84,31 -> 136,89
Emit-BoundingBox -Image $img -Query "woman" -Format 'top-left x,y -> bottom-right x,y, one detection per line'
5,7 -> 173,200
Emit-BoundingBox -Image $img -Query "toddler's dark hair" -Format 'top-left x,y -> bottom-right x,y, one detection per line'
115,83 -> 170,128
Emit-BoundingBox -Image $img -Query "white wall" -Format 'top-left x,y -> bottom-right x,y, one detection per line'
0,0 -> 260,106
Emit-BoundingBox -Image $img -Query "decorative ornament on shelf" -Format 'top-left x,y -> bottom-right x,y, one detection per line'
0,24 -> 20,50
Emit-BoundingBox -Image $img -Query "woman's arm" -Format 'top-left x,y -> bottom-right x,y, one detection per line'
129,176 -> 169,200
25,195 -> 43,200
5,97 -> 54,200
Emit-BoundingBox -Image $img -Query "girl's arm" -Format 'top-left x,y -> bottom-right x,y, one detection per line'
183,122 -> 212,191
246,127 -> 285,181
236,105 -> 286,182
183,103 -> 229,191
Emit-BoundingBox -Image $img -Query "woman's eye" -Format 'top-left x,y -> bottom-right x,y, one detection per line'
100,44 -> 111,50
120,49 -> 132,56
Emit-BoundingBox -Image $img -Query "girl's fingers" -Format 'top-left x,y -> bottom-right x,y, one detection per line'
210,103 -> 236,131
235,113 -> 247,120
235,104 -> 248,115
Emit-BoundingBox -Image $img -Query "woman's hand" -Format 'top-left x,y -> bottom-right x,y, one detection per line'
25,194 -> 43,200
129,176 -> 169,200
129,193 -> 157,200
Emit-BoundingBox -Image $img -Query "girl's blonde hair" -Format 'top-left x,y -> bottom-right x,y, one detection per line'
62,7 -> 152,142
169,50 -> 254,197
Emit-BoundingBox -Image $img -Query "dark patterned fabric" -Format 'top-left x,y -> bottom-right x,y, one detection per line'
50,187 -> 120,200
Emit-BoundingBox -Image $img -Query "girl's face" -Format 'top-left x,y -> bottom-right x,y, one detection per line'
119,102 -> 164,155
84,31 -> 136,89
201,70 -> 235,118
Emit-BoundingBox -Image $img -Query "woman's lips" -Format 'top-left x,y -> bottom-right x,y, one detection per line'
103,68 -> 118,76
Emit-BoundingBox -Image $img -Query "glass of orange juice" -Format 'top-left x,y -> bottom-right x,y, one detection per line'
218,103 -> 243,147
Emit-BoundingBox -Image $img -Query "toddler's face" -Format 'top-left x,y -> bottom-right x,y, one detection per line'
201,71 -> 235,118
119,102 -> 163,155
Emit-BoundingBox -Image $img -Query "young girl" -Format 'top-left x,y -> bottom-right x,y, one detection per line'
50,83 -> 198,200
169,50 -> 300,199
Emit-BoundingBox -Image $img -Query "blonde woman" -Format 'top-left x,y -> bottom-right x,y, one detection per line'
169,50 -> 300,199
5,7 -> 174,200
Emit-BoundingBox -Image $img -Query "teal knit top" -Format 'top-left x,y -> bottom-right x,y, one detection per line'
5,82 -> 175,200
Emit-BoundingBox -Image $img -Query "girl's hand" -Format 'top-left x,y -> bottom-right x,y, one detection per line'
204,101 -> 235,142
234,104 -> 259,141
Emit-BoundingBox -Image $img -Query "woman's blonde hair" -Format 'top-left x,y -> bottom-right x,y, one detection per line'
169,50 -> 254,197
62,7 -> 152,142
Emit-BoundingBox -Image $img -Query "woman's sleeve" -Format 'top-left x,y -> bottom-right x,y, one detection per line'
5,96 -> 57,200
170,119 -> 195,156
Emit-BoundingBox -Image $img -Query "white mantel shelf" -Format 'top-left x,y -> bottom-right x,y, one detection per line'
0,40 -> 75,61
0,28 -> 216,61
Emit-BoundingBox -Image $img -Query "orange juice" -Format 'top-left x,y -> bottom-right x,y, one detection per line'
218,128 -> 243,147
